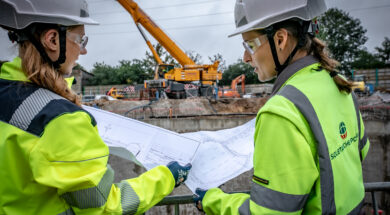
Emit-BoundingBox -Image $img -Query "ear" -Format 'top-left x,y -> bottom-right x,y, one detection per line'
41,29 -> 59,52
273,28 -> 289,51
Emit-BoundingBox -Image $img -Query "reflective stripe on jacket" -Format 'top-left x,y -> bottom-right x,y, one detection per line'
0,57 -> 175,215
202,56 -> 369,214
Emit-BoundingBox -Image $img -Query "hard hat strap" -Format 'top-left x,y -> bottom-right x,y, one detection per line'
265,27 -> 299,75
56,26 -> 67,68
265,20 -> 311,75
24,25 -> 67,69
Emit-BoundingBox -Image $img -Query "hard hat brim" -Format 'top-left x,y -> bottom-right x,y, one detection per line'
227,18 -> 267,38
0,0 -> 99,30
228,14 -> 313,38
18,13 -> 100,29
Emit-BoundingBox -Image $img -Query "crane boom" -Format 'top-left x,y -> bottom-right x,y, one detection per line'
117,0 -> 222,99
117,0 -> 195,66
135,24 -> 162,65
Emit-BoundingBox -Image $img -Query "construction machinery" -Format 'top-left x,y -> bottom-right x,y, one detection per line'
117,0 -> 222,99
106,87 -> 125,99
218,74 -> 245,98
352,75 -> 372,96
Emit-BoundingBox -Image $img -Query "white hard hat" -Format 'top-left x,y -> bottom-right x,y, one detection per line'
0,0 -> 98,30
229,0 -> 327,37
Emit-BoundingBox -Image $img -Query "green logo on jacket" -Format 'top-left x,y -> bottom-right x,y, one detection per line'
331,122 -> 358,160
339,122 -> 347,140
331,127 -> 358,160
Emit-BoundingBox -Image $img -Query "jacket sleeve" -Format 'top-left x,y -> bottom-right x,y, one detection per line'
29,111 -> 175,214
202,112 -> 318,214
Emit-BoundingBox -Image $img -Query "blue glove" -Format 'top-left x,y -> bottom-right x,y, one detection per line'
193,188 -> 208,212
167,161 -> 192,187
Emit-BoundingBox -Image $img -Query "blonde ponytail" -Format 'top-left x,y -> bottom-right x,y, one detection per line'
303,36 -> 353,93
20,41 -> 81,106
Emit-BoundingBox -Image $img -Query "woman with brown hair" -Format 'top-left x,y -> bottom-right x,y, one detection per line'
194,0 -> 369,214
0,0 -> 191,214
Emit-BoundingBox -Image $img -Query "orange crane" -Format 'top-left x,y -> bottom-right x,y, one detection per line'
218,74 -> 245,98
117,0 -> 222,98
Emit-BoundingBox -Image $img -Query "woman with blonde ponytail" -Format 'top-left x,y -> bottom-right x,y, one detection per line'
195,0 -> 370,214
18,24 -> 82,106
0,1 -> 191,214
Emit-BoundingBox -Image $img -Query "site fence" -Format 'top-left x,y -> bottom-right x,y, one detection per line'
354,68 -> 390,91
153,182 -> 390,215
82,84 -> 275,99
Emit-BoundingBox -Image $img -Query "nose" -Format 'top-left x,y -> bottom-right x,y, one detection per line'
243,50 -> 251,63
80,47 -> 87,55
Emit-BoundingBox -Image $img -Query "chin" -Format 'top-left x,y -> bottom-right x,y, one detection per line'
59,67 -> 73,75
258,75 -> 276,82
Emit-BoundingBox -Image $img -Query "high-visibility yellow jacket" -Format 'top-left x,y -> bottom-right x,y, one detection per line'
0,57 -> 175,215
202,56 -> 370,214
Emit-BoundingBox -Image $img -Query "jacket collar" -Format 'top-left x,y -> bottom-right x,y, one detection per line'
0,57 -> 30,82
1,57 -> 75,88
271,55 -> 319,96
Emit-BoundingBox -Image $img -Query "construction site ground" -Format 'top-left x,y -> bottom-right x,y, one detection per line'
88,97 -> 268,120
86,92 -> 390,214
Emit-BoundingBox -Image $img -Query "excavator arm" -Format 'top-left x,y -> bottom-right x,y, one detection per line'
231,74 -> 245,93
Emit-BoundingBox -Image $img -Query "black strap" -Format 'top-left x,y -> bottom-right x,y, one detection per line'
329,71 -> 338,77
55,26 -> 67,68
265,21 -> 311,75
24,26 -> 67,69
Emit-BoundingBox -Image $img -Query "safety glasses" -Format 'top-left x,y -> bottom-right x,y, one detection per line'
242,35 -> 266,55
66,31 -> 88,50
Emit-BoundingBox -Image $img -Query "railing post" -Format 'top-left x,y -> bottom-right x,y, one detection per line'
175,204 -> 180,215
371,191 -> 378,215
375,68 -> 379,87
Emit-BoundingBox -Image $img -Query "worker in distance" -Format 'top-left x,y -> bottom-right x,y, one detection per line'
0,0 -> 191,214
194,0 -> 370,214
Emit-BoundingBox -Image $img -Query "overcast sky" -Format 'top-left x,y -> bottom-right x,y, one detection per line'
0,0 -> 389,71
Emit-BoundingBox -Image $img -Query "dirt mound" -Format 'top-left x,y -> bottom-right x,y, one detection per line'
210,98 -> 268,114
85,97 -> 268,118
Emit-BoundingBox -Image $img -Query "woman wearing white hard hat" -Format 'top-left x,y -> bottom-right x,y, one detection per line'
194,0 -> 369,214
0,0 -> 191,214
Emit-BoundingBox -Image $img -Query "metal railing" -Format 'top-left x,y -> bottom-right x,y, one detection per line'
155,182 -> 390,215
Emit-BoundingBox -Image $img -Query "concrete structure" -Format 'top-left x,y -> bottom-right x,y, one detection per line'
70,69 -> 94,95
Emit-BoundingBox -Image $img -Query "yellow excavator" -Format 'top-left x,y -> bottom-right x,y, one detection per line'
117,0 -> 222,98
106,87 -> 125,99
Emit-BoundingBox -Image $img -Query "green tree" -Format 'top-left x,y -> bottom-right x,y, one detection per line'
219,59 -> 260,86
87,60 -> 155,86
375,37 -> 390,64
351,49 -> 385,69
87,62 -> 117,85
117,59 -> 154,85
318,8 -> 368,74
